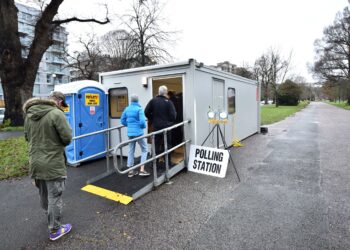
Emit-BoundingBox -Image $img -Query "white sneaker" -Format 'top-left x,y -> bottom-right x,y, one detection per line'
128,170 -> 138,177
139,170 -> 150,177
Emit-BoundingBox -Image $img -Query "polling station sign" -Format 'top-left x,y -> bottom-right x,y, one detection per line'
188,145 -> 229,178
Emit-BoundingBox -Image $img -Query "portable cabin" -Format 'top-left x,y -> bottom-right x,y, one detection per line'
100,59 -> 260,161
54,80 -> 109,165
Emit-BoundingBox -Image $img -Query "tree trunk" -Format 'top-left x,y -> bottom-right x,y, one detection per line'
1,0 -> 109,126
0,1 -> 59,126
347,81 -> 350,105
264,83 -> 268,104
2,80 -> 33,126
274,89 -> 279,107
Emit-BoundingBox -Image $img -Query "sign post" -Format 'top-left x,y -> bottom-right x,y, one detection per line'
194,122 -> 240,181
188,145 -> 229,178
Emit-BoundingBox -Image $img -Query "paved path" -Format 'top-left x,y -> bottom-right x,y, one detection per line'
0,131 -> 24,140
187,102 -> 350,249
0,102 -> 350,249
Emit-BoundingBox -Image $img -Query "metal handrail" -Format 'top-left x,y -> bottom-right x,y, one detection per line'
70,119 -> 191,187
112,120 -> 191,176
71,124 -> 125,164
72,125 -> 124,140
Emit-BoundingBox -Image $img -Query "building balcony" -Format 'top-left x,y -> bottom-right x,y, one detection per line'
48,46 -> 65,53
52,35 -> 67,43
46,57 -> 66,65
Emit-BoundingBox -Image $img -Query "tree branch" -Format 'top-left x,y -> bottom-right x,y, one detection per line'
52,17 -> 110,25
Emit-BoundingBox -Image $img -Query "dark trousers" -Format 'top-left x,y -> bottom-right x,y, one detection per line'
155,131 -> 172,164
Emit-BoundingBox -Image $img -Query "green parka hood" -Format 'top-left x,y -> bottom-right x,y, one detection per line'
23,98 -> 60,121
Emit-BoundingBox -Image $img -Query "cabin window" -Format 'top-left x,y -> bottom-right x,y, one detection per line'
212,78 -> 225,112
228,88 -> 236,114
109,87 -> 128,118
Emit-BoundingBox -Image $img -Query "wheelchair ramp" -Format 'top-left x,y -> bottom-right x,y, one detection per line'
81,156 -> 185,205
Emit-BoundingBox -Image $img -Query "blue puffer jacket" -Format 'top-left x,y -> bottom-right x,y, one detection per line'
121,102 -> 146,137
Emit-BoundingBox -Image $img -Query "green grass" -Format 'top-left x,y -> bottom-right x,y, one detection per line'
0,118 -> 24,131
261,101 -> 309,125
0,136 -> 29,180
326,101 -> 350,110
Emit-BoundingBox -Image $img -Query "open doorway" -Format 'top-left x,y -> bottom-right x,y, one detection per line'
150,75 -> 184,165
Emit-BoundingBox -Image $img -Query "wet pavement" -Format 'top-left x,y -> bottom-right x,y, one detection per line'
1,102 -> 350,249
0,131 -> 24,140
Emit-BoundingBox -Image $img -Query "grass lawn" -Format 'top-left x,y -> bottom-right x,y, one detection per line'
0,136 -> 29,180
0,118 -> 24,132
261,101 -> 309,125
326,101 -> 350,110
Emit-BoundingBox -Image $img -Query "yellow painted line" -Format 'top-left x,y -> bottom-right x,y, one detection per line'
81,184 -> 133,205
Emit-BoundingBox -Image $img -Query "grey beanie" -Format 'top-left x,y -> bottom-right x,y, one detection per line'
130,94 -> 139,102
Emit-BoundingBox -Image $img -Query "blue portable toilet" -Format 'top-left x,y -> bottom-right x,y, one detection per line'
54,80 -> 108,165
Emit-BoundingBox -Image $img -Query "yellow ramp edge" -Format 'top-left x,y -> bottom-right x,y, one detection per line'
81,184 -> 133,205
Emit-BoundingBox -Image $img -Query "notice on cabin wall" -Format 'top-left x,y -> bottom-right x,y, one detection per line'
188,145 -> 229,178
85,93 -> 100,106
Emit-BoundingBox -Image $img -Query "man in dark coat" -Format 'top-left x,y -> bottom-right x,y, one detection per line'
23,91 -> 72,241
145,85 -> 177,166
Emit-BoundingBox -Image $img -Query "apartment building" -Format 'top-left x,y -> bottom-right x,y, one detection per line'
215,61 -> 237,74
0,2 -> 69,102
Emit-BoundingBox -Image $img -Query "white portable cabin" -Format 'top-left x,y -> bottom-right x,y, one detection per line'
100,59 -> 260,156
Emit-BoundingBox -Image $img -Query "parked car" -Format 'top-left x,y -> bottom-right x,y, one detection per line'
0,108 -> 5,124
260,100 -> 273,105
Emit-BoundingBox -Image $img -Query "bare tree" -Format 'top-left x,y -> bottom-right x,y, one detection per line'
290,75 -> 315,101
65,34 -> 104,81
312,4 -> 350,104
0,0 -> 109,125
254,54 -> 272,104
100,29 -> 138,70
234,63 -> 255,80
269,48 -> 292,107
119,0 -> 176,66
254,48 -> 292,106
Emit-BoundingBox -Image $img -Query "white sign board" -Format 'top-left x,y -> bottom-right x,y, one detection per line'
188,145 -> 229,178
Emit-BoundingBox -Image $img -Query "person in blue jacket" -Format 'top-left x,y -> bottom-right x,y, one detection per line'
121,94 -> 150,177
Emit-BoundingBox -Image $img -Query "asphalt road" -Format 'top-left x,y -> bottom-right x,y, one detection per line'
1,102 -> 350,249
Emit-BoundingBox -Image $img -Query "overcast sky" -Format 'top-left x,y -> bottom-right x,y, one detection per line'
46,0 -> 350,82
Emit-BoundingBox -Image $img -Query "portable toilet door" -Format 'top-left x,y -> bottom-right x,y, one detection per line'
75,86 -> 108,162
62,94 -> 75,163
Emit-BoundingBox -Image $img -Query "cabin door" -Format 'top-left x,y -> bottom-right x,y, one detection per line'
150,75 -> 184,165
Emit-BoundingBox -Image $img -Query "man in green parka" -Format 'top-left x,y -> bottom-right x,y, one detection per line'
23,91 -> 72,241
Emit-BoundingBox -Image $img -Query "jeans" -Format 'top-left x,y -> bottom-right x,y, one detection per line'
127,136 -> 148,167
35,178 -> 66,233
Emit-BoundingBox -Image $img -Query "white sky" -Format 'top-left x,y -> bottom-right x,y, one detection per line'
55,0 -> 349,82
